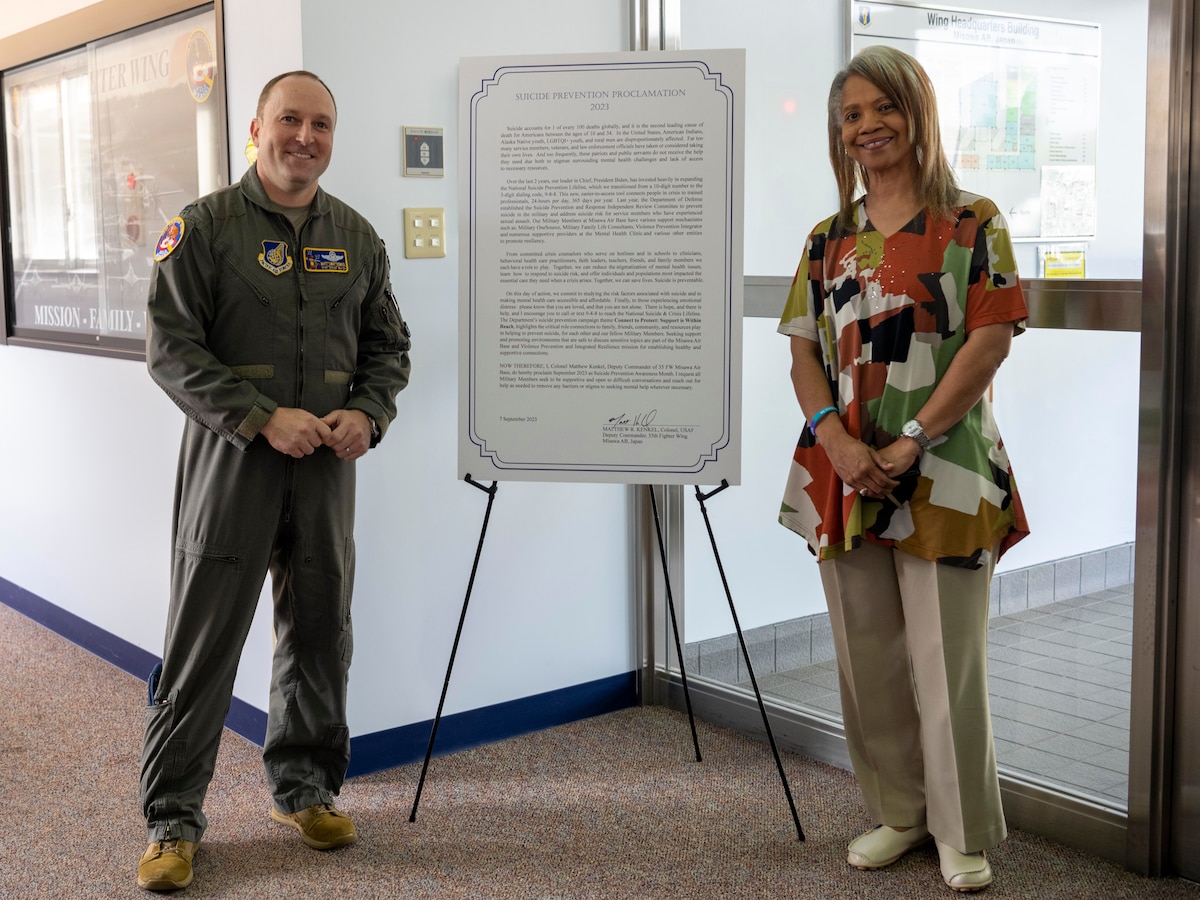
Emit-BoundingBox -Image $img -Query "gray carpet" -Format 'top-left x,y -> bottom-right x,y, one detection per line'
2,599 -> 1197,899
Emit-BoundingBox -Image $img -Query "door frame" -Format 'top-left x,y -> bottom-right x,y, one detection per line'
1128,0 -> 1190,878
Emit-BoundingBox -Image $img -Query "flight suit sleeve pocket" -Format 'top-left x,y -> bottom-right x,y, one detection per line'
375,290 -> 411,352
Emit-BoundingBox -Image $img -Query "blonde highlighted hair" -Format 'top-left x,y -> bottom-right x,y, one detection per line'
827,45 -> 958,230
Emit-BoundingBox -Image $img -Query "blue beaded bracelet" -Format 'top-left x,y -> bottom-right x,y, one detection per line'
809,405 -> 838,435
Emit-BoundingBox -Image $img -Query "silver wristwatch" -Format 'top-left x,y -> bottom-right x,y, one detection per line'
900,418 -> 932,451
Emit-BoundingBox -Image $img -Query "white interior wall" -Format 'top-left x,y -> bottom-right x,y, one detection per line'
0,0 -> 305,716
298,0 -> 634,733
3,0 -> 103,36
0,0 -> 635,738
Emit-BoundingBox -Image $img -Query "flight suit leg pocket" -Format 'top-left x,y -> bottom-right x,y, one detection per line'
141,664 -> 189,820
339,535 -> 355,663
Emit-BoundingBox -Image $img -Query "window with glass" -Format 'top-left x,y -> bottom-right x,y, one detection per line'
2,4 -> 225,356
678,0 -> 1146,816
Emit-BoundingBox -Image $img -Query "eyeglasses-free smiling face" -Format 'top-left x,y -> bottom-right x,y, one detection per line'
839,74 -> 916,179
250,74 -> 336,206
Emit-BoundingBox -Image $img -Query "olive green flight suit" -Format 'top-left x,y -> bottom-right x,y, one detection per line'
140,167 -> 411,843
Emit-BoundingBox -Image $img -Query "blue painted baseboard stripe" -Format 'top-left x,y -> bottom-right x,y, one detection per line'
0,576 -> 637,775
1,575 -> 160,676
0,576 -> 270,743
346,671 -> 638,777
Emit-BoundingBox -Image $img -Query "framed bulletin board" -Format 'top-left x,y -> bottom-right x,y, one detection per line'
851,1 -> 1100,240
2,4 -> 227,357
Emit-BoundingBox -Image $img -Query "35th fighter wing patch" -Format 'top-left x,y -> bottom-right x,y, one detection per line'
153,217 -> 186,261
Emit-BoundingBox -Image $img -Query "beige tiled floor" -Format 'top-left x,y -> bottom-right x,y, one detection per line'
747,585 -> 1133,806
987,585 -> 1132,804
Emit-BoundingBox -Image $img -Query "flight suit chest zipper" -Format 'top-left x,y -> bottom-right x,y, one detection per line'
244,285 -> 272,308
291,217 -> 309,528
283,458 -> 297,523
291,216 -> 307,417
328,270 -> 364,311
296,282 -> 306,405
222,252 -> 273,308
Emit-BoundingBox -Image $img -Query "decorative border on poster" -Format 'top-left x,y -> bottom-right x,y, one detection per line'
461,54 -> 743,483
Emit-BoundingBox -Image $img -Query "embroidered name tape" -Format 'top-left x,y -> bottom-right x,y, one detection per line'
304,248 -> 349,272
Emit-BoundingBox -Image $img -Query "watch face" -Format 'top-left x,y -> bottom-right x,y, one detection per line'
902,420 -> 928,448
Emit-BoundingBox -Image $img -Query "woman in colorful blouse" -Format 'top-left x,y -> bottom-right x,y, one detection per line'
778,45 -> 1030,893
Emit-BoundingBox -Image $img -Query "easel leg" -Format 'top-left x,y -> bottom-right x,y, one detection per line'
647,484 -> 703,763
409,474 -> 498,823
694,480 -> 805,841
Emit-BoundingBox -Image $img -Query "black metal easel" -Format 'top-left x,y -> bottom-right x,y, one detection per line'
691,479 -> 804,841
409,475 -> 804,842
409,474 -> 498,822
646,483 -> 703,763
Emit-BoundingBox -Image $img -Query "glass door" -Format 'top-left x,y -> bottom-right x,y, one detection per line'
1142,0 -> 1200,879
660,0 -> 1159,866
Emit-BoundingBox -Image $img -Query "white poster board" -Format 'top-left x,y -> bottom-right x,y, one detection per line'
851,1 -> 1100,239
459,50 -> 745,484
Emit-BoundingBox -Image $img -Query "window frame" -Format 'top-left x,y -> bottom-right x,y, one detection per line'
0,0 -> 226,360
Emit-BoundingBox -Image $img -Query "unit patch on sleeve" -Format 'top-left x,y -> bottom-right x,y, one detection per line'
303,248 -> 350,273
153,217 -> 186,261
258,240 -> 293,275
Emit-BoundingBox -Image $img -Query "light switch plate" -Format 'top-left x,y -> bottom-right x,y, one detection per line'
403,207 -> 446,258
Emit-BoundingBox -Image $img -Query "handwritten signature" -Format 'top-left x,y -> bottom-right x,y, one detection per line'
607,409 -> 658,427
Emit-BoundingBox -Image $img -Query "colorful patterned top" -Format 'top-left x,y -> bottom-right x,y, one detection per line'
777,191 -> 1030,568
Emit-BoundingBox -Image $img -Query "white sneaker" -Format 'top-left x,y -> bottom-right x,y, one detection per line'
935,839 -> 993,892
847,823 -> 932,869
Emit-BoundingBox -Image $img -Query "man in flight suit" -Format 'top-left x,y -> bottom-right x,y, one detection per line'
137,71 -> 411,891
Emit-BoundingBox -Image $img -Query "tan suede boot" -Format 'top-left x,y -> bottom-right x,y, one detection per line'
270,803 -> 358,849
137,839 -> 198,891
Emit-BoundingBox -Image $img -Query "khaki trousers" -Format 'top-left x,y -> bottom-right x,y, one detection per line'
818,540 -> 1006,853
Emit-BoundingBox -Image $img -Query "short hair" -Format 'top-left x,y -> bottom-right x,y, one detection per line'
826,45 -> 958,229
255,70 -> 337,121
